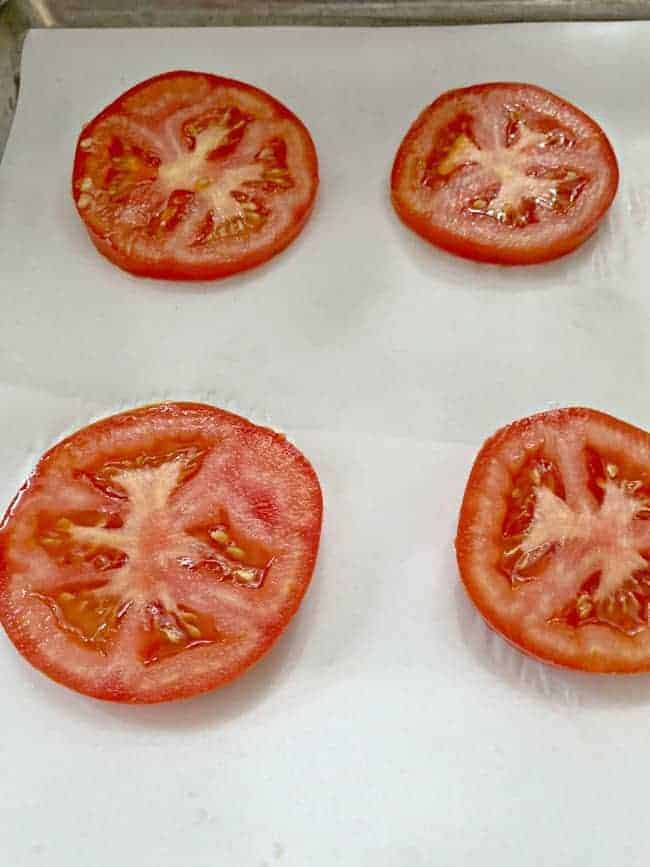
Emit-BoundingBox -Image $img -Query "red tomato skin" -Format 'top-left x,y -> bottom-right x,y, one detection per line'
81,204 -> 317,281
0,403 -> 323,702
390,184 -> 604,266
455,408 -> 650,673
72,71 -> 319,281
391,83 -> 619,266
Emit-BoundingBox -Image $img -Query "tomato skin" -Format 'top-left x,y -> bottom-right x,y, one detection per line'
81,202 -> 316,281
456,408 -> 650,673
72,71 -> 319,281
391,83 -> 619,265
0,403 -> 323,703
391,180 -> 603,267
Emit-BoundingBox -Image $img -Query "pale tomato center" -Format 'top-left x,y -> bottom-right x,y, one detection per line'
502,454 -> 650,635
522,482 -> 647,600
34,451 -> 272,661
66,459 -> 187,580
158,123 -> 265,225
431,115 -> 586,227
75,108 -> 295,247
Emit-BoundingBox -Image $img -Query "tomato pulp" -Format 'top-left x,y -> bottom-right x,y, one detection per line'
391,83 -> 618,265
0,403 -> 323,701
72,71 -> 319,279
456,408 -> 650,672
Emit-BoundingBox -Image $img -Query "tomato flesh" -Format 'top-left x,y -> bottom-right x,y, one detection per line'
0,404 -> 322,702
391,83 -> 618,265
456,408 -> 650,672
72,71 -> 318,280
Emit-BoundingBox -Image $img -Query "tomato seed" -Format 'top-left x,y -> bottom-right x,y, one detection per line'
210,528 -> 230,545
227,545 -> 245,561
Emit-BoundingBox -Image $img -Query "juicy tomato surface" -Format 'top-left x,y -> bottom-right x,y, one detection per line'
72,71 -> 318,280
456,408 -> 650,673
0,403 -> 322,702
391,83 -> 618,265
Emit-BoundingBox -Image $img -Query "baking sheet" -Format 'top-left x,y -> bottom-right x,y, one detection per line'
1,24 -> 649,867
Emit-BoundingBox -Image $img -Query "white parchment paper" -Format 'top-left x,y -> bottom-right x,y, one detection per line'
0,25 -> 649,867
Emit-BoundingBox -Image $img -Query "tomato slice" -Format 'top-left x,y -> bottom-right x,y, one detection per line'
391,83 -> 618,265
455,408 -> 650,672
0,403 -> 322,702
72,71 -> 318,280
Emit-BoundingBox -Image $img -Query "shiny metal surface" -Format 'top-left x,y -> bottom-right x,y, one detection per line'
2,0 -> 650,160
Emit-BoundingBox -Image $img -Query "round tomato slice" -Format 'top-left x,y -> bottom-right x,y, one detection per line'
391,83 -> 618,265
456,408 -> 650,673
72,71 -> 318,279
0,403 -> 322,702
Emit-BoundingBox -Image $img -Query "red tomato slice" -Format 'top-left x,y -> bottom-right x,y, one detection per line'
456,408 -> 650,672
72,71 -> 318,280
391,83 -> 618,265
0,403 -> 322,702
